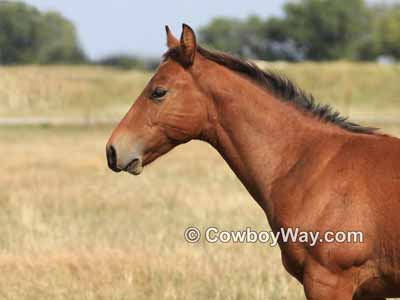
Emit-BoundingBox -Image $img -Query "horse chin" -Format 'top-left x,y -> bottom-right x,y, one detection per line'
123,158 -> 143,175
126,164 -> 143,176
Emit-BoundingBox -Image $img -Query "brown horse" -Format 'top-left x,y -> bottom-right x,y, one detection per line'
106,24 -> 400,300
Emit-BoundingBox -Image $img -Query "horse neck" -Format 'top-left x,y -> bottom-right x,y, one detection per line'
198,65 -> 349,223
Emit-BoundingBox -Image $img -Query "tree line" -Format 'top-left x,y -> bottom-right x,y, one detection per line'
1,0 -> 399,67
200,0 -> 400,61
0,1 -> 153,68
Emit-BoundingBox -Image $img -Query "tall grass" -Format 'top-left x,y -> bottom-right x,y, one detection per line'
0,64 -> 399,299
0,125 -> 399,299
1,63 -> 399,119
0,66 -> 150,118
0,126 -> 306,300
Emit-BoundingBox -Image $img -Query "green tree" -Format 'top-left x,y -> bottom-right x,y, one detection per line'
0,2 -> 85,64
281,0 -> 371,60
0,2 -> 40,64
35,12 -> 86,64
199,0 -> 382,61
97,54 -> 145,70
199,16 -> 266,59
374,4 -> 400,59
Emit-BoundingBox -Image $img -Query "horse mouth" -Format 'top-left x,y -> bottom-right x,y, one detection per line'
123,158 -> 143,175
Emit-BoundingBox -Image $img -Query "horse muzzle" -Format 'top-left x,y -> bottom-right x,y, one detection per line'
106,144 -> 143,175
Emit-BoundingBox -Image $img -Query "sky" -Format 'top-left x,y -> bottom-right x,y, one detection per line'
24,0 -> 286,59
23,0 -> 391,60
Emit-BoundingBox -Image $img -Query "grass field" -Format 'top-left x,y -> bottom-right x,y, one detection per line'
1,62 -> 400,119
0,125 -> 304,300
0,64 -> 399,299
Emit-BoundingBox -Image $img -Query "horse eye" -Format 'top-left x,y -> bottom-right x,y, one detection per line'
151,87 -> 167,101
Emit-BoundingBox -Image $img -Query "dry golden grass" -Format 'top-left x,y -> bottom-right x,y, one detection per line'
0,126 -> 306,300
0,66 -> 150,118
0,124 -> 399,300
1,62 -> 400,119
264,61 -> 400,119
0,64 -> 399,299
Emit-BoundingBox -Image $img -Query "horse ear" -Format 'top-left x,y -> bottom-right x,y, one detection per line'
165,25 -> 179,49
180,24 -> 197,66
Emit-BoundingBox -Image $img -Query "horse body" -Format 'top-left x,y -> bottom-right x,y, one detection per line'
271,134 -> 400,299
199,55 -> 400,299
106,24 -> 400,299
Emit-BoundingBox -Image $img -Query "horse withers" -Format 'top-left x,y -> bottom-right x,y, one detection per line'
106,24 -> 400,300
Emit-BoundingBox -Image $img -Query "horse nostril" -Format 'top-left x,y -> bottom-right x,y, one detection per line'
106,145 -> 121,172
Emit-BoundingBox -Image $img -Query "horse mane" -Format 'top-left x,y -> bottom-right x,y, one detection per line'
164,46 -> 378,135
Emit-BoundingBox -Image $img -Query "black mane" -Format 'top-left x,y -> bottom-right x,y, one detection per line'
165,46 -> 378,134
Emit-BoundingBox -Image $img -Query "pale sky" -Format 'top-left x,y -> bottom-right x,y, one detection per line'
23,0 -> 391,60
23,0 -> 286,59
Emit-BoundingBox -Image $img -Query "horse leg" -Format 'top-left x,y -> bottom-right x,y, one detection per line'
303,262 -> 355,300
